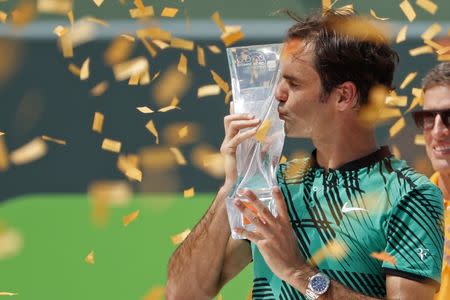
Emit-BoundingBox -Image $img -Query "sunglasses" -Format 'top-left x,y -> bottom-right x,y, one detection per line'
412,109 -> 450,130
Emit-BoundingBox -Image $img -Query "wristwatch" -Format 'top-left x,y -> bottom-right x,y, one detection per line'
305,272 -> 330,300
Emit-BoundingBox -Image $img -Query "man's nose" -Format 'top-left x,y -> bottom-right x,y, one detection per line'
275,80 -> 288,102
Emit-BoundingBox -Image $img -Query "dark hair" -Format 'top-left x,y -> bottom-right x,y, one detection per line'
422,62 -> 450,92
284,8 -> 399,106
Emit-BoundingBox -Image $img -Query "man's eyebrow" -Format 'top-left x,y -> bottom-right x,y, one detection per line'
283,74 -> 301,82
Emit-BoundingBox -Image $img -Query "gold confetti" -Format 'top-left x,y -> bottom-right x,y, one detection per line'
85,250 -> 95,264
170,229 -> 191,245
60,33 -> 73,58
184,187 -> 194,198
399,0 -> 416,22
104,36 -> 135,65
136,27 -> 171,41
225,91 -> 232,104
370,251 -> 396,266
169,147 -> 187,165
412,88 -> 424,98
210,70 -> 230,93
309,240 -> 348,266
198,85 -> 221,98
171,37 -> 194,50
438,55 -> 450,62
415,134 -> 425,145
11,0 -> 36,27
409,45 -> 433,56
134,0 -> 145,10
37,0 -> 72,15
152,39 -> 169,50
158,106 -> 179,113
152,66 -> 191,106
123,210 -> 140,226
416,0 -> 437,15
0,227 -> 23,260
322,0 -> 331,11
400,72 -> 417,89
370,9 -> 389,21
85,17 -> 109,27
129,6 -> 154,18
211,11 -> 226,32
255,120 -> 272,142
10,138 -> 48,165
280,155 -> 287,164
139,70 -> 150,85
68,63 -> 80,76
178,126 -> 188,138
146,120 -> 159,144
421,23 -> 441,41
0,11 -> 7,23
102,138 -> 121,153
406,96 -> 423,113
191,144 -> 224,178
0,135 -> 9,171
125,167 -> 142,182
197,46 -> 206,66
177,54 -> 187,75
389,117 -> 405,138
208,45 -> 221,54
113,57 -> 148,81
396,25 -> 408,43
437,47 -> 450,55
53,25 -> 67,37
424,39 -> 443,50
92,112 -> 104,133
120,34 -> 135,42
378,108 -> 402,120
41,135 -> 66,145
137,106 -> 154,113
142,286 -> 165,300
0,292 -> 17,296
161,7 -> 178,18
80,57 -> 90,80
128,73 -> 140,85
67,10 -> 74,29
170,97 -> 180,107
93,0 -> 104,7
385,96 -> 408,107
90,81 -> 108,96
221,28 -> 245,47
164,123 -> 200,146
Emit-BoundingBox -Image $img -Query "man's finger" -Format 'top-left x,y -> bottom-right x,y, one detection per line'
234,227 -> 261,243
243,189 -> 276,224
272,186 -> 289,220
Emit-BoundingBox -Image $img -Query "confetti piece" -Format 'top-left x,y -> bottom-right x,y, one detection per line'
210,70 -> 230,93
370,9 -> 389,21
92,112 -> 104,133
113,57 -> 148,81
37,0 -> 72,15
378,108 -> 402,120
60,33 -> 73,58
142,286 -> 165,300
400,72 -> 417,89
41,135 -> 66,145
208,45 -> 221,54
0,292 -> 17,296
416,0 -> 437,15
85,17 -> 109,27
85,250 -> 95,264
437,47 -> 450,55
10,138 -> 47,165
152,39 -> 169,50
424,39 -> 443,50
322,0 -> 331,11
102,138 -> 121,153
161,7 -> 178,18
409,45 -> 433,56
438,55 -> 450,62
129,6 -> 154,18
280,155 -> 287,164
140,37 -> 158,58
171,229 -> 191,245
177,54 -> 187,75
421,23 -> 441,41
68,63 -> 80,76
140,70 -> 150,85
171,38 -> 194,50
93,0 -> 104,7
191,144 -> 224,178
80,57 -> 90,80
309,240 -> 348,266
178,126 -> 188,138
146,120 -> 159,144
399,0 -> 416,22
152,66 -> 191,106
370,251 -> 396,266
134,0 -> 145,9
128,73 -> 140,85
104,36 -> 135,65
0,135 -> 9,171
170,97 -> 180,107
225,91 -> 232,104
184,187 -> 194,198
221,28 -> 245,47
170,147 -> 187,165
136,27 -> 171,41
11,1 -> 36,27
197,46 -> 206,66
90,81 -> 108,96
123,210 -> 140,226
198,85 -> 221,98
406,96 -> 423,113
137,106 -> 154,113
67,10 -> 74,29
120,34 -> 135,42
412,88 -> 424,98
211,11 -> 226,32
389,117 -> 405,137
158,106 -> 179,113
385,96 -> 408,107
415,134 -> 425,145
255,120 -> 272,142
396,25 -> 407,43
53,25 -> 67,37
0,11 -> 7,23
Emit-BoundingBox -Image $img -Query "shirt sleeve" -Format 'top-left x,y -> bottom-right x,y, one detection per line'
382,183 -> 444,289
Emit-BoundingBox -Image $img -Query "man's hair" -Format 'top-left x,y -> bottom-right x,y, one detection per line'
284,8 -> 399,106
422,63 -> 450,92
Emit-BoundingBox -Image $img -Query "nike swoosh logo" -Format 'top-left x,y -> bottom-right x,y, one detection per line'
342,202 -> 367,213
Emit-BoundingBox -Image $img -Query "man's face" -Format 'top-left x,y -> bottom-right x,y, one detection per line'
275,39 -> 334,139
423,85 -> 450,173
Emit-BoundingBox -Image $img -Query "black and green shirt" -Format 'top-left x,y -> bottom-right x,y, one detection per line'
251,146 -> 444,299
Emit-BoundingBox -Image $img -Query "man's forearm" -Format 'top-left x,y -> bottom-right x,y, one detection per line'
167,184 -> 233,298
288,264 -> 382,300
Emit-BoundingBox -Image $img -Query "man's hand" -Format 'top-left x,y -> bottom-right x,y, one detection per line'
234,186 -> 307,284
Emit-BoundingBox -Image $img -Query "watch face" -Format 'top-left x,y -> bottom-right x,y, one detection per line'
310,274 -> 330,294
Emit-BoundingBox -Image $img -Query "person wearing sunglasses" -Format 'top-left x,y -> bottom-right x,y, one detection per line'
413,62 -> 450,300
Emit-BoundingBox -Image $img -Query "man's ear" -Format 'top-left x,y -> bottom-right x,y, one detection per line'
335,81 -> 358,111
